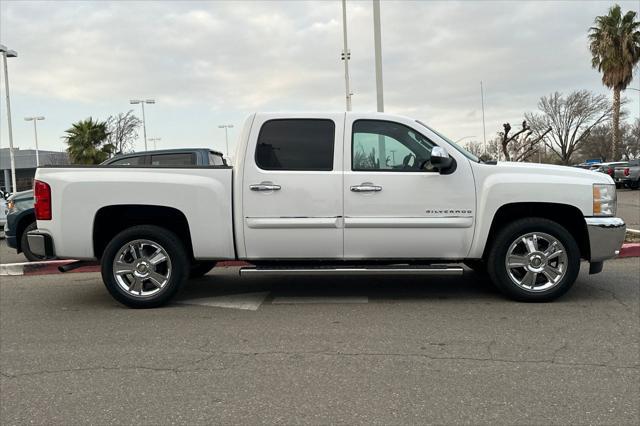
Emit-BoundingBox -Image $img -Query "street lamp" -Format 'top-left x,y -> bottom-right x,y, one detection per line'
1,44 -> 18,193
24,116 -> 45,166
148,137 -> 161,150
218,124 -> 233,157
129,99 -> 155,151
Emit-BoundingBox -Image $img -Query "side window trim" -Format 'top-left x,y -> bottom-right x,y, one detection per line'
254,118 -> 336,172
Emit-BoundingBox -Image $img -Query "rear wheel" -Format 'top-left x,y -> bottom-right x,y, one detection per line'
21,221 -> 47,262
101,225 -> 189,308
487,218 -> 580,302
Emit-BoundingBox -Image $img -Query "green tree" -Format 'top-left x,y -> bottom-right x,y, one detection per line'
588,4 -> 640,160
64,118 -> 115,164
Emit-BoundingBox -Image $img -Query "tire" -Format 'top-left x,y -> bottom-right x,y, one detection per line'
20,221 -> 47,262
487,218 -> 580,302
101,225 -> 189,308
631,179 -> 639,190
189,261 -> 216,279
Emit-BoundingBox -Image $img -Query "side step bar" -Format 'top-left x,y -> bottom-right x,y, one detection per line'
239,266 -> 463,277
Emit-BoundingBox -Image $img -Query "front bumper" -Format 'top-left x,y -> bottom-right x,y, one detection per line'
585,217 -> 626,262
26,231 -> 55,258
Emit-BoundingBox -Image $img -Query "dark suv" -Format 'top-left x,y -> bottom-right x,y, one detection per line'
4,148 -> 225,260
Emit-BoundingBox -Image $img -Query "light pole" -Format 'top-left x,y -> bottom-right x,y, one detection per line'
24,116 -> 45,166
148,137 -> 161,150
129,99 -> 155,151
1,44 -> 18,193
480,81 -> 487,156
218,124 -> 234,157
341,0 -> 353,111
372,0 -> 384,113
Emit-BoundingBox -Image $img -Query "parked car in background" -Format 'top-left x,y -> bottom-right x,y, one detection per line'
4,148 -> 225,261
614,159 -> 640,189
595,161 -> 628,188
0,190 -> 9,229
4,190 -> 41,260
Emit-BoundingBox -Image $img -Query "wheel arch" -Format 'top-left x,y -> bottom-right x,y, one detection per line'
481,202 -> 590,260
93,205 -> 193,260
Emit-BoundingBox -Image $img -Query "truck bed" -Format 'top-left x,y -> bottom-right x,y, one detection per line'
35,165 -> 235,260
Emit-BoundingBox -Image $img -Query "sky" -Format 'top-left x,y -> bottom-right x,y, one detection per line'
1,0 -> 639,156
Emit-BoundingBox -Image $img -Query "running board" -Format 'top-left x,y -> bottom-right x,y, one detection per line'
239,265 -> 463,277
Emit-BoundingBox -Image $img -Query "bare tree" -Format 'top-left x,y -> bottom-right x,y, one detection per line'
465,140 -> 499,162
499,120 -> 552,162
621,118 -> 640,160
526,90 -> 613,164
576,124 -> 612,162
106,110 -> 141,154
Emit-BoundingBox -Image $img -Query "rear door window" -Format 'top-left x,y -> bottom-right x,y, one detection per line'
150,153 -> 196,166
255,119 -> 335,171
108,156 -> 145,166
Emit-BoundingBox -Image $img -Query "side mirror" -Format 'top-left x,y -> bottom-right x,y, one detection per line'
430,146 -> 454,173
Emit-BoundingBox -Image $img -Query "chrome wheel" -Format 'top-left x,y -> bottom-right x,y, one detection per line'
112,239 -> 172,298
505,232 -> 568,292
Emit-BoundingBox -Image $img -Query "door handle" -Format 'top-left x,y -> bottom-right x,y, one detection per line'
350,183 -> 382,192
250,182 -> 281,191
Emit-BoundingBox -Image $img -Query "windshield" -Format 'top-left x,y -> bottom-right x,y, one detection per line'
415,120 -> 480,163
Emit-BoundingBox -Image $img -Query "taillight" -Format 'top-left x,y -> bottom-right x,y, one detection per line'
624,168 -> 630,177
607,167 -> 614,175
34,180 -> 52,220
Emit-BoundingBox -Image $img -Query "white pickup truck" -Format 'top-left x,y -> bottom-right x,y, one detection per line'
29,112 -> 626,308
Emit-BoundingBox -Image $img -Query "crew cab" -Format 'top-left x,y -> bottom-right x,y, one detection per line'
29,112 -> 626,308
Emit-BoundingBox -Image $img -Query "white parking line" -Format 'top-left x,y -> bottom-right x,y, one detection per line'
272,296 -> 369,304
176,292 -> 269,311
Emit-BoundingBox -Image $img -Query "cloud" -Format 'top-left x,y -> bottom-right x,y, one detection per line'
1,0 -> 638,153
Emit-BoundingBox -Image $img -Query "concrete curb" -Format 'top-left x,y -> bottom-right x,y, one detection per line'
619,243 -> 640,258
2,249 -> 638,277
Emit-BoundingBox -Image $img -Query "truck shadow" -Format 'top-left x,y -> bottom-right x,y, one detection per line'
178,267 -> 502,302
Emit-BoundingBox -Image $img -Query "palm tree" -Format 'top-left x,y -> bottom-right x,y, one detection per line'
64,118 -> 115,164
589,4 -> 640,160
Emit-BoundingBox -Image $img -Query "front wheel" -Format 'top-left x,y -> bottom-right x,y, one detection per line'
101,225 -> 189,308
487,218 -> 580,302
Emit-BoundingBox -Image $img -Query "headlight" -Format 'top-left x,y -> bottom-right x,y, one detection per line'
593,183 -> 616,216
7,200 -> 15,211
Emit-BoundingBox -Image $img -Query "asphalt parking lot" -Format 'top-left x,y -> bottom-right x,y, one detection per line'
1,259 -> 639,424
0,188 -> 639,424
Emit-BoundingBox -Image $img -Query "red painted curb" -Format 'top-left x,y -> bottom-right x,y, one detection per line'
17,246 -> 638,276
619,243 -> 640,258
20,260 -> 250,276
23,261 -> 100,276
216,260 -> 251,267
